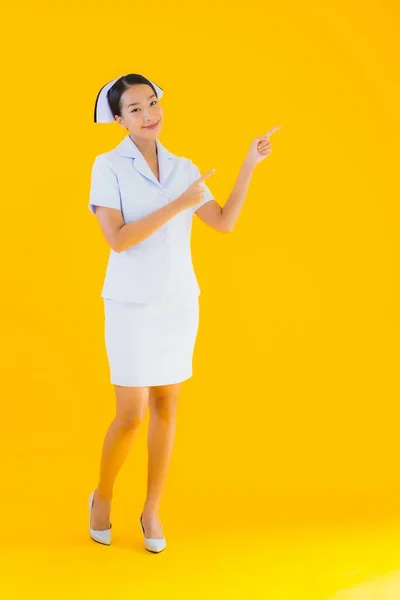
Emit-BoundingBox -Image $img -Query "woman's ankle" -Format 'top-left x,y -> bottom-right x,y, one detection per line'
142,503 -> 159,517
95,487 -> 113,502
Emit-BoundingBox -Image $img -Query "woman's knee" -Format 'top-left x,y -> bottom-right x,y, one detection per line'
115,411 -> 145,431
149,385 -> 180,423
114,385 -> 149,430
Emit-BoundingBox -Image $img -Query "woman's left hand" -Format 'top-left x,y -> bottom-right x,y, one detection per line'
244,126 -> 281,168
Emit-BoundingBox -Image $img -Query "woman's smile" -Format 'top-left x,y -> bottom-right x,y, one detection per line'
143,120 -> 160,130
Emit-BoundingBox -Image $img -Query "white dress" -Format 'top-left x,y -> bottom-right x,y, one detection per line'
89,135 -> 214,388
103,256 -> 200,387
103,295 -> 199,387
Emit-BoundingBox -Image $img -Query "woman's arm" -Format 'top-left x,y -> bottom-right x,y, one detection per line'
195,128 -> 280,232
94,169 -> 215,253
195,160 -> 255,233
94,198 -> 185,253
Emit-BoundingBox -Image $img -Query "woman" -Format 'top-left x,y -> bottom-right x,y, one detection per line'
88,73 -> 280,553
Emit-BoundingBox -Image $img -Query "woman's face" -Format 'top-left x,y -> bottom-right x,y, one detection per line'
116,84 -> 163,138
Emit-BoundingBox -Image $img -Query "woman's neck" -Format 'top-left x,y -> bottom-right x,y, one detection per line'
129,135 -> 157,161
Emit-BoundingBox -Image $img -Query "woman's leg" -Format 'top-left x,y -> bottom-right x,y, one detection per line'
90,385 -> 149,530
141,383 -> 180,538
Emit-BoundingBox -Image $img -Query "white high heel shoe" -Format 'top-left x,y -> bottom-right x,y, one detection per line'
88,490 -> 112,546
140,513 -> 167,553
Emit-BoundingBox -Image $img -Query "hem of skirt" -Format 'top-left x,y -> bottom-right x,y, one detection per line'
110,372 -> 193,387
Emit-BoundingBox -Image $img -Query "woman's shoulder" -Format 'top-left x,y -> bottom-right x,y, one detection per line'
91,148 -> 121,174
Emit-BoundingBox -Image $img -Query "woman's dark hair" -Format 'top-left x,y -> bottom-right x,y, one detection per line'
107,74 -> 161,119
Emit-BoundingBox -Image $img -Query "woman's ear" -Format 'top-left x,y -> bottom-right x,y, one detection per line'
115,117 -> 127,130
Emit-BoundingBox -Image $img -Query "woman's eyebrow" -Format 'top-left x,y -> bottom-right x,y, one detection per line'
128,94 -> 156,108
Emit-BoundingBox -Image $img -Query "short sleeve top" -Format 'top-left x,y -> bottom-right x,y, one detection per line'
88,135 -> 215,303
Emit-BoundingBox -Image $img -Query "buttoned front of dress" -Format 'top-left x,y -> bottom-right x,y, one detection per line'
88,135 -> 214,304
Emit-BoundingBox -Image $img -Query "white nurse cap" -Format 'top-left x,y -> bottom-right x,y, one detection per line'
94,75 -> 164,123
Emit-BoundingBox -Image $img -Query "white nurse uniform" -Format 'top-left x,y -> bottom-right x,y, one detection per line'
88,134 -> 214,386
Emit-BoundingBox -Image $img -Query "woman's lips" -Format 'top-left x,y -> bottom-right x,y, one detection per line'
143,120 -> 160,129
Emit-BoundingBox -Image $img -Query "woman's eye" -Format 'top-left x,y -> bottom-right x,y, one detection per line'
131,100 -> 157,113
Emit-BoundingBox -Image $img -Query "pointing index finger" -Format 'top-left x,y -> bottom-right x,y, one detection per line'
265,125 -> 282,137
197,169 -> 216,182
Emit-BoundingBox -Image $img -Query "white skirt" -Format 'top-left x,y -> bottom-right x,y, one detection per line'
103,297 -> 200,387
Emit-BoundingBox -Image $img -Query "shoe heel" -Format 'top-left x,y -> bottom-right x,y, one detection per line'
89,490 -> 112,546
140,513 -> 167,553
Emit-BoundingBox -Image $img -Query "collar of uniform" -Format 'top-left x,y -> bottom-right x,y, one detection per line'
116,135 -> 176,187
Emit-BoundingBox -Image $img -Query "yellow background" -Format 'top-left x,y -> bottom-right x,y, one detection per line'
1,0 -> 400,598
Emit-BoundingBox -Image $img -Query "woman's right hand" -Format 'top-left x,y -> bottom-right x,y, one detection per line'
176,169 -> 216,210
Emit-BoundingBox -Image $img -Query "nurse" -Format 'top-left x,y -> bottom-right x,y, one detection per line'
88,72 -> 280,552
